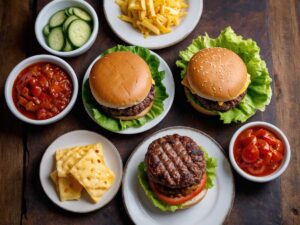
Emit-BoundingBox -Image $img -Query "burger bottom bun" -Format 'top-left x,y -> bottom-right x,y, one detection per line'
184,88 -> 218,116
181,188 -> 208,208
114,102 -> 154,120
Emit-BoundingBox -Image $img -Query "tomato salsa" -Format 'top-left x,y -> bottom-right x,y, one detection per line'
12,62 -> 72,120
234,127 -> 284,176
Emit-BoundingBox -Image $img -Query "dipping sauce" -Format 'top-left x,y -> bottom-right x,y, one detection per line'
12,62 -> 72,120
234,127 -> 284,176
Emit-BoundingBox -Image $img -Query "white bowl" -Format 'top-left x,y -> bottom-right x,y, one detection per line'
35,0 -> 99,57
229,121 -> 291,182
5,54 -> 78,125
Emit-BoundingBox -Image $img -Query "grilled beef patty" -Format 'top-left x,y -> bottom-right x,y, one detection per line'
101,85 -> 155,117
153,181 -> 200,198
145,134 -> 206,189
194,91 -> 246,112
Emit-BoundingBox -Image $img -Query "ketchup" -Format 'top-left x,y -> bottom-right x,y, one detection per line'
234,127 -> 284,176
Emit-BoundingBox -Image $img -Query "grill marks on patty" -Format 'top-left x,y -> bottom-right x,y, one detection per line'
100,85 -> 155,117
145,134 -> 206,189
194,91 -> 246,112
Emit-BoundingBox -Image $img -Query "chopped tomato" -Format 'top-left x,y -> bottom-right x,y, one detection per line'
13,62 -> 72,120
234,127 -> 285,177
241,144 -> 259,163
150,174 -> 207,205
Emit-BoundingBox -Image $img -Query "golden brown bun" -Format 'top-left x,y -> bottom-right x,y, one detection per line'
181,189 -> 208,208
184,88 -> 217,116
89,51 -> 152,108
187,47 -> 248,102
114,102 -> 153,120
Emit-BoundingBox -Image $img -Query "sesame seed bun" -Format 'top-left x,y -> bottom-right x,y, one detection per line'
89,51 -> 152,109
186,47 -> 248,102
181,189 -> 207,208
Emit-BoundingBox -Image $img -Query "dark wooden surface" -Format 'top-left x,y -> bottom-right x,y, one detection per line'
0,0 -> 299,224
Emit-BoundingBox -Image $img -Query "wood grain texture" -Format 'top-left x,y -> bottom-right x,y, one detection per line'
20,1 -> 280,225
0,0 -> 30,225
268,0 -> 300,224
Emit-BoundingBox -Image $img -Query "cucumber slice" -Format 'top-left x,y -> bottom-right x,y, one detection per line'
49,10 -> 67,28
43,24 -> 50,36
63,38 -> 73,52
65,8 -> 71,16
48,27 -> 65,51
68,7 -> 75,16
73,8 -> 92,22
68,19 -> 91,48
63,15 -> 79,32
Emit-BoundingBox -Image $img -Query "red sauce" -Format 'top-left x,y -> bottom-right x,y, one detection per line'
234,127 -> 284,176
12,62 -> 73,120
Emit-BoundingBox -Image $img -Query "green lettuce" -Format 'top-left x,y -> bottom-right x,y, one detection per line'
176,27 -> 272,124
82,45 -> 168,131
138,149 -> 217,212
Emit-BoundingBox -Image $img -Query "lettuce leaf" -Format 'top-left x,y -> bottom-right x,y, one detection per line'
82,45 -> 168,131
137,149 -> 217,212
176,27 -> 272,124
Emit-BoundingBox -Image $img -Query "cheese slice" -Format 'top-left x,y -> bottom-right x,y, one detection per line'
182,73 -> 251,104
70,149 -> 115,203
56,143 -> 104,177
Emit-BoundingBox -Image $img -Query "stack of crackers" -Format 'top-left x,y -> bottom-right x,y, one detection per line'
50,143 -> 115,203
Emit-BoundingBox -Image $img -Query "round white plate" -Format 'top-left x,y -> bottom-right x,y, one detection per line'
123,126 -> 235,225
82,50 -> 175,135
103,0 -> 203,49
40,130 -> 123,213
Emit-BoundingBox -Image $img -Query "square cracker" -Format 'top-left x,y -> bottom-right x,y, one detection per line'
50,170 -> 82,201
70,149 -> 115,203
56,143 -> 104,177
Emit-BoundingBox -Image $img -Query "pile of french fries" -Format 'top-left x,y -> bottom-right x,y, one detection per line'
116,0 -> 188,37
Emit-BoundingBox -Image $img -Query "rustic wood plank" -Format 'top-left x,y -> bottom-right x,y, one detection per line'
22,0 -> 279,224
268,0 -> 300,224
0,0 -> 31,224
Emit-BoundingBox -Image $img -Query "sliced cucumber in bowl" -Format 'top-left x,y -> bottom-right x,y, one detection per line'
49,10 -> 66,28
48,27 -> 65,51
68,19 -> 91,48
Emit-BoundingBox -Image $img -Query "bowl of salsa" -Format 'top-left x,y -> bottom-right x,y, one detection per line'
5,55 -> 78,125
229,121 -> 291,182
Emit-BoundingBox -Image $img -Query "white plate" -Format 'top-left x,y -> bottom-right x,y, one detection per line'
103,0 -> 203,49
123,126 -> 235,225
39,130 -> 123,213
82,50 -> 175,134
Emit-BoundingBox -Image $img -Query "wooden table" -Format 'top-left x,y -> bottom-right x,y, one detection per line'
0,0 -> 299,224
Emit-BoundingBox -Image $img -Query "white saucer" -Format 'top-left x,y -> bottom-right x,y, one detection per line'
103,0 -> 203,49
39,130 -> 123,213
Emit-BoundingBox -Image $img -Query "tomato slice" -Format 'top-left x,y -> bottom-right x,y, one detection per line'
150,174 -> 207,205
241,144 -> 259,163
247,166 -> 266,175
242,135 -> 257,147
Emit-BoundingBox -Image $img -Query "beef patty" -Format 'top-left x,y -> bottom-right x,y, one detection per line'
101,85 -> 155,117
145,134 -> 206,189
195,91 -> 246,112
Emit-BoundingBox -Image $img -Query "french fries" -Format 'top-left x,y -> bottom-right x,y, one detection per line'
116,0 -> 188,37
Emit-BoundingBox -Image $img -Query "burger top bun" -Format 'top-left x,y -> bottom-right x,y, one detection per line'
186,47 -> 248,102
89,51 -> 152,109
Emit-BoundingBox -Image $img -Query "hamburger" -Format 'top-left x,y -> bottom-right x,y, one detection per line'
181,47 -> 251,115
89,51 -> 155,120
138,134 -> 217,211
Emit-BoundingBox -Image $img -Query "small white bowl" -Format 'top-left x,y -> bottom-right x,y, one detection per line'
229,121 -> 291,182
35,0 -> 99,57
5,54 -> 78,125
